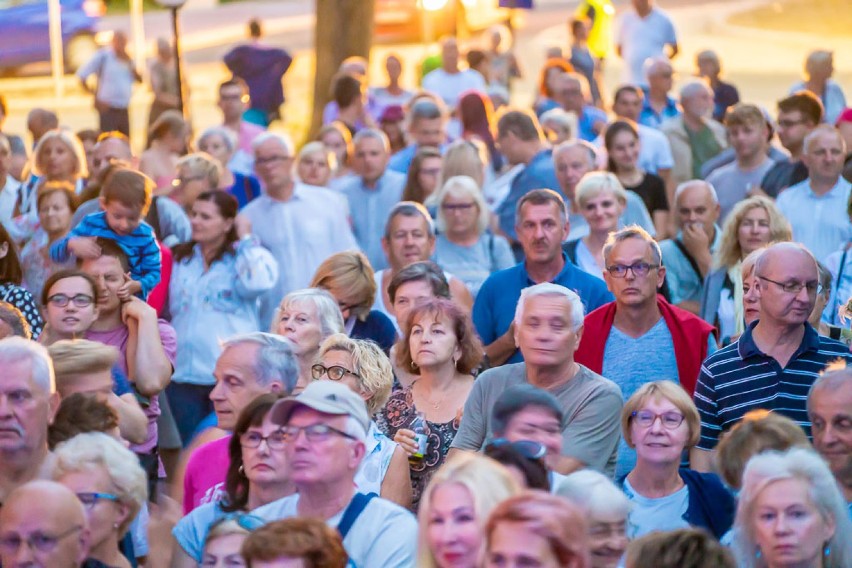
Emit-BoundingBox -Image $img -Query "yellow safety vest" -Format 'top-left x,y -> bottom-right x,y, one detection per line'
574,0 -> 614,60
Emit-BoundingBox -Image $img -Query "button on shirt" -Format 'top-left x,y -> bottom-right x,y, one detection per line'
339,171 -> 406,272
776,176 -> 852,263
241,185 -> 358,328
694,322 -> 852,451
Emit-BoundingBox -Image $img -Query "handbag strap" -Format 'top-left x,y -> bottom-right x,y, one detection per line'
337,492 -> 378,540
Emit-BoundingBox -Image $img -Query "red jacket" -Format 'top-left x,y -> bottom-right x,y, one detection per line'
574,296 -> 715,395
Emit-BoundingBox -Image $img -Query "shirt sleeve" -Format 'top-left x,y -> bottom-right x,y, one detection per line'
449,378 -> 488,451
234,239 -> 279,299
157,198 -> 191,247
694,364 -> 723,451
472,280 -> 498,345
76,49 -> 103,81
157,320 -> 178,368
360,506 -> 419,568
135,236 -> 163,298
3,285 -> 44,340
50,217 -> 92,263
562,384 -> 623,471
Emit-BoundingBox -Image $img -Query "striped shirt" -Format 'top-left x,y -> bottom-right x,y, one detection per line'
694,322 -> 851,451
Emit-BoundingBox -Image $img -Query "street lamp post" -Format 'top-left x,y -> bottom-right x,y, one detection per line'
154,0 -> 188,116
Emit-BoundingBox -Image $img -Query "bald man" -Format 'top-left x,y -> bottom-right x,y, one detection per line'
691,242 -> 852,472
0,480 -> 90,568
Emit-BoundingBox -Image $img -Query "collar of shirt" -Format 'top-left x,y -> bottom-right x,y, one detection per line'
738,320 -> 821,360
522,252 -> 573,286
806,176 -> 851,198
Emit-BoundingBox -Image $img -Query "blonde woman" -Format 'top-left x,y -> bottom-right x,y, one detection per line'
170,152 -> 220,210
296,141 -> 336,188
700,196 -> 791,343
418,452 -> 521,568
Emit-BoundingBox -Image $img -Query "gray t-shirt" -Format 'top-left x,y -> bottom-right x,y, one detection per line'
451,362 -> 624,477
706,157 -> 775,221
623,477 -> 690,539
433,233 -> 515,299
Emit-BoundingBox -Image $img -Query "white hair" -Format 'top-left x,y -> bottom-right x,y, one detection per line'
220,332 -> 299,393
555,470 -> 633,519
539,108 -> 578,139
197,125 -> 237,156
0,337 -> 55,394
674,179 -> 719,205
434,175 -> 490,235
272,288 -> 345,341
252,131 -> 295,156
732,447 -> 852,568
513,283 -> 585,331
679,79 -> 713,101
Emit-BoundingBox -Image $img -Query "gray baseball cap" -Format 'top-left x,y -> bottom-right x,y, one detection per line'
270,380 -> 370,434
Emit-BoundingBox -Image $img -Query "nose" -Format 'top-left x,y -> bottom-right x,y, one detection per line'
13,540 -> 35,564
820,423 -> 839,445
209,381 -> 225,402
0,395 -> 13,417
649,415 -> 665,433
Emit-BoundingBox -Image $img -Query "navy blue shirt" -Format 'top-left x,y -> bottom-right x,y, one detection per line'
227,172 -> 262,210
473,254 -> 613,364
495,149 -> 561,241
694,321 -> 852,450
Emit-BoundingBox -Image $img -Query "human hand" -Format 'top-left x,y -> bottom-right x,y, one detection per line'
68,237 -> 102,259
681,222 -> 710,254
234,214 -> 252,238
393,428 -> 419,456
117,273 -> 142,301
121,296 -> 154,325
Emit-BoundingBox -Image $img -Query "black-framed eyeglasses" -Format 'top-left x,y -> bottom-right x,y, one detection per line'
47,293 -> 94,308
487,438 -> 547,459
606,262 -> 659,278
240,429 -> 287,450
281,423 -> 357,443
757,275 -> 822,295
76,492 -> 119,510
311,364 -> 359,381
631,410 -> 685,429
0,525 -> 83,554
255,155 -> 292,166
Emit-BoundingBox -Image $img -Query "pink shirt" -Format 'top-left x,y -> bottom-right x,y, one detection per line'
238,121 -> 265,155
183,435 -> 231,514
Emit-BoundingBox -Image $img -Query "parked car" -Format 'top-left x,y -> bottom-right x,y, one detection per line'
0,0 -> 105,74
376,0 -> 512,40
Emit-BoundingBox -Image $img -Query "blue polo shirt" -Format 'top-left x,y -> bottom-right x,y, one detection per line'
638,93 -> 681,129
694,321 -> 852,451
473,254 -> 614,364
495,149 -> 561,241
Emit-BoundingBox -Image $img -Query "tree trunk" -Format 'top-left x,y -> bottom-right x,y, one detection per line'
310,0 -> 376,140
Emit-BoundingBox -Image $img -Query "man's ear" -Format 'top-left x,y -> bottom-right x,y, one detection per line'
77,526 -> 92,565
47,392 -> 61,425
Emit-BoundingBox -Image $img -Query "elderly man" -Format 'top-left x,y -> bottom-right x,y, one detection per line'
182,332 -> 298,513
475,189 -> 612,366
616,0 -> 678,86
552,73 -> 608,142
777,125 -> 852,263
575,226 -> 715,476
707,103 -> 776,221
553,140 -> 655,241
256,381 -> 417,566
661,80 -> 727,193
638,57 -> 680,129
387,98 -> 447,173
807,362 -> 852,506
338,129 -> 405,272
695,50 -> 740,122
0,480 -> 91,568
0,339 -> 59,503
455,283 -> 622,476
692,242 -> 852,472
422,36 -> 487,108
244,132 -> 356,328
609,85 -> 674,178
659,180 -> 722,313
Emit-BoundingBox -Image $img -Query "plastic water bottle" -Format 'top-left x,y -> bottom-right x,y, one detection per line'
408,412 -> 429,466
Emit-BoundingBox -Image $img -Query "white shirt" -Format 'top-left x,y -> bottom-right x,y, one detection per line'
776,176 -> 852,263
0,176 -> 21,234
616,7 -> 677,85
241,184 -> 358,328
421,68 -> 487,108
76,48 -> 135,107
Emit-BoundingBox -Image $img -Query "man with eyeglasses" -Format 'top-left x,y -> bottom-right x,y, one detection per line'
692,242 -> 852,473
638,58 -> 680,129
255,380 -> 417,567
575,225 -> 715,478
242,131 -> 357,329
0,480 -> 91,568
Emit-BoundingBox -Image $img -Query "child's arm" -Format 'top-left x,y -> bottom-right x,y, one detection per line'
49,220 -> 101,262
117,274 -> 143,301
133,236 -> 163,298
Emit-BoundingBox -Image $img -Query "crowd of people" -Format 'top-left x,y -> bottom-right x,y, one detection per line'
0,0 -> 852,567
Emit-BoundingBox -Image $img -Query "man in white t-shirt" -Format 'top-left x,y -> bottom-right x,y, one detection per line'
422,37 -> 487,108
256,381 -> 418,567
616,0 -> 678,86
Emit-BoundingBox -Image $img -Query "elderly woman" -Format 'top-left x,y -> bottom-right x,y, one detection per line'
485,491 -> 591,568
272,288 -> 344,391
540,107 -> 577,145
377,298 -> 482,511
199,518 -> 257,568
621,381 -> 735,540
733,447 -> 852,568
20,181 -> 78,300
140,109 -> 187,191
700,197 -> 791,343
53,432 -> 148,568
310,251 -> 397,353
563,172 -> 627,280
401,146 -> 443,206
242,518 -> 348,567
172,394 -> 291,567
296,141 -> 336,188
557,470 -> 632,568
197,125 -> 261,209
419,452 -> 521,568
314,333 -> 411,507
432,176 -> 515,298
790,50 -> 847,125
169,152 -> 220,211
169,190 -> 278,443
317,122 -> 353,179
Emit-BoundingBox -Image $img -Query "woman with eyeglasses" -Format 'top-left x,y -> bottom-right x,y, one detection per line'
619,381 -> 735,540
313,333 -> 411,508
171,393 -> 293,568
272,288 -> 345,392
377,298 -> 483,511
53,432 -> 148,568
432,176 -> 515,299
169,191 -> 278,444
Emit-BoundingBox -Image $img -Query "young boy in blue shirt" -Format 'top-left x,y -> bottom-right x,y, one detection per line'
51,167 -> 161,299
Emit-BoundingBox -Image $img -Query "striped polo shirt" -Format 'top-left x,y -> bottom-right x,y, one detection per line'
694,322 -> 851,451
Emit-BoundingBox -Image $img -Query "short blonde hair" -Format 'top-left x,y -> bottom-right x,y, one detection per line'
438,139 -> 487,189
434,175 -> 490,235
740,247 -> 767,281
33,128 -> 88,179
310,251 -> 377,321
418,452 -> 521,568
575,171 -> 628,209
317,333 -> 393,416
176,152 -> 221,190
621,381 -> 701,449
48,340 -> 119,381
52,432 -> 147,535
297,141 -> 338,172
715,197 -> 792,269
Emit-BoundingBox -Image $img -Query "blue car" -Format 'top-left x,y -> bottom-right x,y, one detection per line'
0,0 -> 105,73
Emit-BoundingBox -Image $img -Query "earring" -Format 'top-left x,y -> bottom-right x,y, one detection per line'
452,356 -> 458,369
238,464 -> 245,476
824,542 -> 831,558
411,360 -> 418,370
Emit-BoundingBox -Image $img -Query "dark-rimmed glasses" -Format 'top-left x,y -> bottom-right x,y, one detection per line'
757,275 -> 822,295
606,262 -> 659,278
631,410 -> 685,429
240,430 -> 287,450
311,364 -> 360,381
47,293 -> 94,308
0,525 -> 83,554
281,423 -> 357,443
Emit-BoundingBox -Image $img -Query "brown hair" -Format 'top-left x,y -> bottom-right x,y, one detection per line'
621,381 -> 701,449
538,58 -> 574,97
241,517 -> 348,568
41,269 -> 97,307
395,297 -> 483,375
626,528 -> 735,568
402,146 -> 442,204
387,261 -> 450,305
36,180 -> 79,213
779,91 -> 824,125
724,103 -> 765,130
101,167 -> 154,214
48,393 -> 119,450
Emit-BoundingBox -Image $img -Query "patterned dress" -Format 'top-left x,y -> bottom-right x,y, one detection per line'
0,281 -> 44,339
376,386 -> 460,512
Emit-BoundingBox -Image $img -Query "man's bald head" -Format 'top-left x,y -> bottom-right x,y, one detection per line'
91,135 -> 133,178
754,242 -> 818,280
